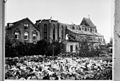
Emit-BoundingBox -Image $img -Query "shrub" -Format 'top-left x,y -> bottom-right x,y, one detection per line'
5,38 -> 64,57
79,40 -> 102,57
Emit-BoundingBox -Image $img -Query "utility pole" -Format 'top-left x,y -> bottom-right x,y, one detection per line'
1,0 -> 6,81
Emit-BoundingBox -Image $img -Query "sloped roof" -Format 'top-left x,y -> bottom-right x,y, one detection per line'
66,28 -> 104,42
6,18 -> 39,31
80,17 -> 96,27
67,26 -> 94,36
66,26 -> 103,37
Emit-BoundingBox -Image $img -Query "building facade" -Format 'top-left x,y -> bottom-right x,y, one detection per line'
35,19 -> 66,43
35,17 -> 105,53
6,18 -> 40,44
6,17 -> 105,53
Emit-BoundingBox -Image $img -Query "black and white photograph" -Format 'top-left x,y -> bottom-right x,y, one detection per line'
4,0 -> 113,80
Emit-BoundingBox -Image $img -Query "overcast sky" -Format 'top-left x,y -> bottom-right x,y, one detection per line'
5,0 -> 114,43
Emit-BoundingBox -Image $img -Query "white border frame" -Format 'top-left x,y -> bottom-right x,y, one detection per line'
0,0 -> 118,81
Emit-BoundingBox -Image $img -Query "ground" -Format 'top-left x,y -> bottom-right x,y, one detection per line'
5,54 -> 112,80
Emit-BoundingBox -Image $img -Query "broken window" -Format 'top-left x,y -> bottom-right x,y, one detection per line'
24,23 -> 29,29
53,24 -> 55,40
14,29 -> 20,39
61,26 -> 64,40
32,30 -> 38,40
85,27 -> 87,31
14,32 -> 20,39
44,24 -> 47,39
76,45 -> 78,51
79,27 -> 81,30
70,45 -> 73,52
24,32 -> 29,40
90,28 -> 92,32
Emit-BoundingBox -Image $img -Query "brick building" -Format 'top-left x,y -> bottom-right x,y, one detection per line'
35,17 -> 105,53
35,19 -> 66,43
6,18 -> 40,44
6,17 -> 105,53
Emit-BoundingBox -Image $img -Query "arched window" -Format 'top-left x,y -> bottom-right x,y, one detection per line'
82,27 -> 84,31
32,30 -> 38,40
14,29 -> 20,39
90,28 -> 92,32
53,24 -> 55,40
24,23 -> 29,29
57,25 -> 59,40
85,27 -> 87,31
70,45 -> 73,52
66,34 -> 68,40
24,32 -> 29,40
88,28 -> 90,31
44,24 -> 47,39
61,26 -> 64,39
79,27 -> 81,30
76,45 -> 78,52
14,32 -> 19,39
72,26 -> 75,29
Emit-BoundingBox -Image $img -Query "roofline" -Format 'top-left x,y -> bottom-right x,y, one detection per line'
6,17 -> 40,31
67,28 -> 103,37
36,19 -> 58,23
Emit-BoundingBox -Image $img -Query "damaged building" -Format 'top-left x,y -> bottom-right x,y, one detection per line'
6,17 -> 105,53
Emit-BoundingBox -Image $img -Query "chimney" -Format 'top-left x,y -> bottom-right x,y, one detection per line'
36,20 -> 42,25
7,23 -> 13,28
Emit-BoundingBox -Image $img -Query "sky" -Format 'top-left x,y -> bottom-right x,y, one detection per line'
5,0 -> 114,43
